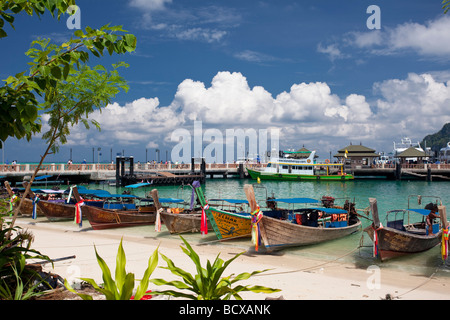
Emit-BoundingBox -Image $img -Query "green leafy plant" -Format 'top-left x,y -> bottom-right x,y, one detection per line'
0,255 -> 45,300
444,0 -> 450,14
150,236 -> 281,300
65,239 -> 158,300
0,202 -> 52,300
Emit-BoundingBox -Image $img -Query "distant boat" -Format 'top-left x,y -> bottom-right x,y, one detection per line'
393,137 -> 426,161
246,150 -> 353,181
364,196 -> 447,261
439,142 -> 450,163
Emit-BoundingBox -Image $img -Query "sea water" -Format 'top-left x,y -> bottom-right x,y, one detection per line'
83,178 -> 450,277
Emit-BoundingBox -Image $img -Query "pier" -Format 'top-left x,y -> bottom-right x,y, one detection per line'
0,161 -> 449,186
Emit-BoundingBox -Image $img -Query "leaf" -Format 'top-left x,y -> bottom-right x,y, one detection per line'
64,279 -> 93,300
93,245 -> 116,294
134,246 -> 159,300
50,66 -> 62,79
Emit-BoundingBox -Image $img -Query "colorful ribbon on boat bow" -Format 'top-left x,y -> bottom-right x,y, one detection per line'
201,203 -> 209,236
155,208 -> 163,232
67,186 -> 73,204
251,205 -> 263,251
9,195 -> 18,216
32,196 -> 39,220
371,224 -> 383,258
75,199 -> 84,227
442,228 -> 449,261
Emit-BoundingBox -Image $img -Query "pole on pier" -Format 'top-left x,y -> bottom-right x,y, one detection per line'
115,156 -> 121,186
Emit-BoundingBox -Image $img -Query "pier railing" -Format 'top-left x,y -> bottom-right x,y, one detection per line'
0,162 -> 267,174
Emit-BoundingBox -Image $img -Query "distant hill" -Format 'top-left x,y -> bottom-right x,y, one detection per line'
421,123 -> 450,153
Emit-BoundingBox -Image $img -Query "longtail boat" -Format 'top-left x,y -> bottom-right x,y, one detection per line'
364,196 -> 448,261
151,188 -> 212,234
72,186 -> 156,230
4,181 -> 44,217
244,184 -> 362,252
21,182 -> 81,221
193,182 -> 253,240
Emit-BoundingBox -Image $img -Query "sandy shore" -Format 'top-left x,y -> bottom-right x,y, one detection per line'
14,217 -> 450,301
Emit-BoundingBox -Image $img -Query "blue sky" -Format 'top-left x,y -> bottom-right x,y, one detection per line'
2,0 -> 450,163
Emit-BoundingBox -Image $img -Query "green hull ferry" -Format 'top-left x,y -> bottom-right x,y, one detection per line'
247,168 -> 354,181
246,150 -> 354,181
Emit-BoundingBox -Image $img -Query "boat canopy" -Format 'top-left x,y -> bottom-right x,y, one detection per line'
34,175 -> 53,181
306,207 -> 348,214
267,198 -> 319,204
125,182 -> 152,188
409,209 -> 435,216
12,187 -> 66,194
388,209 -> 436,216
98,194 -> 138,198
209,198 -> 249,204
159,198 -> 185,203
73,189 -> 111,196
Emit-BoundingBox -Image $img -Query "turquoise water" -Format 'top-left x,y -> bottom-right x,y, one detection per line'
86,178 -> 450,277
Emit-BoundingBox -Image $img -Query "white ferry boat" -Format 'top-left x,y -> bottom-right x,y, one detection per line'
246,150 -> 353,181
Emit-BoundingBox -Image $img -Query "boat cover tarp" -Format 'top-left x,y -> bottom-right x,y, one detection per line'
34,175 -> 53,181
408,208 -> 433,216
306,207 -> 348,214
137,198 -> 185,203
210,198 -> 249,204
125,182 -> 152,188
267,198 -> 319,204
159,198 -> 184,203
99,194 -> 138,198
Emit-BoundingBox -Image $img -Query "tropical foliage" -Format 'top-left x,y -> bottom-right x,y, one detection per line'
444,0 -> 450,14
0,0 -> 137,299
65,239 -> 159,300
150,236 -> 280,300
0,200 -> 51,300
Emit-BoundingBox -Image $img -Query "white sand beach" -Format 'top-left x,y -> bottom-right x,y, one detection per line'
16,217 -> 450,301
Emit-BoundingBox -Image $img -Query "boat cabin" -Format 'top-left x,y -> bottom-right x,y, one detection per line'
385,208 -> 440,235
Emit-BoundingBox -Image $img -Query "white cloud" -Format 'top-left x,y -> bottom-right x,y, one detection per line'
234,50 -> 277,63
66,97 -> 183,147
63,71 -> 450,158
129,0 -> 172,12
317,43 -> 346,61
373,73 -> 450,134
173,27 -> 227,43
129,1 -> 239,44
321,15 -> 450,60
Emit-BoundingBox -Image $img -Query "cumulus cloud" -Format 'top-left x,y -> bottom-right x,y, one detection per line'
373,73 -> 450,133
321,15 -> 450,60
66,97 -> 184,147
64,71 -> 450,157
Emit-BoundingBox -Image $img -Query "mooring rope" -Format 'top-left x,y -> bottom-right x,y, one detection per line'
253,245 -> 361,277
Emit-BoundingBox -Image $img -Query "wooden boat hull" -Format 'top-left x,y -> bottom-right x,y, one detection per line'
247,168 -> 354,181
37,200 -> 80,221
15,198 -> 45,217
364,225 -> 442,261
206,207 -> 252,240
83,205 -> 156,230
259,215 -> 362,251
160,211 -> 212,234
